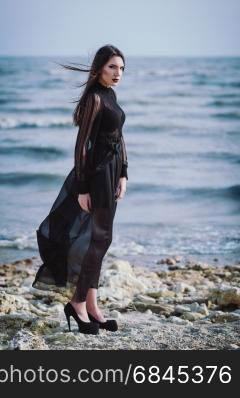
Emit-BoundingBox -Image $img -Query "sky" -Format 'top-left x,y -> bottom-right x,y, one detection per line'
0,0 -> 239,57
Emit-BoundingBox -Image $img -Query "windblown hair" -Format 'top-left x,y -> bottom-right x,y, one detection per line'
54,44 -> 125,126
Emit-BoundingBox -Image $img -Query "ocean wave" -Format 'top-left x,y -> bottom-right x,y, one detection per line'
127,124 -> 176,133
0,98 -> 30,105
218,81 -> 240,88
197,151 -> 240,163
0,172 -> 64,186
130,151 -> 240,163
39,78 -> 65,88
213,93 -> 240,99
0,145 -> 66,159
0,67 -> 17,76
194,79 -> 240,88
0,116 -> 73,129
187,184 -> 240,200
182,184 -> 240,201
227,130 -> 240,136
0,233 -> 36,250
146,69 -> 192,78
127,123 -> 191,133
211,112 -> 240,120
1,106 -> 72,114
207,100 -> 240,107
128,183 -> 240,201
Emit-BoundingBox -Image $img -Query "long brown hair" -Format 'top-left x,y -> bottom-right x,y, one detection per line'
54,44 -> 125,126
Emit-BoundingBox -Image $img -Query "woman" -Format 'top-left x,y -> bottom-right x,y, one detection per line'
32,45 -> 128,335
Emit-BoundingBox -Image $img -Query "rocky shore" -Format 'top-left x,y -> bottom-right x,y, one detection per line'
0,254 -> 239,350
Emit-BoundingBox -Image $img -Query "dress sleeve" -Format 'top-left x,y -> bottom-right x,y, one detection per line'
120,134 -> 128,180
111,89 -> 129,180
74,91 -> 101,194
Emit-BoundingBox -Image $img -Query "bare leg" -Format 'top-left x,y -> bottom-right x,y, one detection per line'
86,288 -> 106,322
70,289 -> 90,322
70,288 -> 106,322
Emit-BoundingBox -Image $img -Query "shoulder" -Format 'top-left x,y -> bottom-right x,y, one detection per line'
111,88 -> 117,100
86,89 -> 101,102
85,90 -> 102,112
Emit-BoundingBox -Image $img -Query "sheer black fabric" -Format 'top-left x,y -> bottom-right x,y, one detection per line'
32,80 -> 128,300
74,91 -> 102,194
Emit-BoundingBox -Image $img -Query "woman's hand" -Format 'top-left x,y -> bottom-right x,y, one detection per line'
115,177 -> 127,202
78,193 -> 92,213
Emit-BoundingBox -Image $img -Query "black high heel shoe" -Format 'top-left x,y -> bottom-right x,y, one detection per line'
64,302 -> 99,335
87,311 -> 118,332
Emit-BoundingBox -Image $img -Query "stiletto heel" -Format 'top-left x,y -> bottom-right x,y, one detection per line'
64,302 -> 99,335
64,310 -> 71,332
87,311 -> 118,332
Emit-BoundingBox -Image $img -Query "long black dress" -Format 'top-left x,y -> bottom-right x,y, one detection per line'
32,80 -> 128,300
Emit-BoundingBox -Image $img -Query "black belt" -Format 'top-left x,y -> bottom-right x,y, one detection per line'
93,138 -> 121,173
96,137 -> 121,155
107,140 -> 121,154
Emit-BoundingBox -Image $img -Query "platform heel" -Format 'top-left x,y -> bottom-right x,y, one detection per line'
64,302 -> 99,335
87,311 -> 118,332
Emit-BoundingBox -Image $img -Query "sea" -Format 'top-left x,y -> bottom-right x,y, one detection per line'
0,55 -> 240,269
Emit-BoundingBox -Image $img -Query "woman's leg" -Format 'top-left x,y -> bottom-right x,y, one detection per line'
70,205 -> 116,320
86,288 -> 106,322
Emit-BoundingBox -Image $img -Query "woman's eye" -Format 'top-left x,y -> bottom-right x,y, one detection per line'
109,65 -> 124,71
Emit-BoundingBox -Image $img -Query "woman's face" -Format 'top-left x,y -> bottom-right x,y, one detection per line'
99,55 -> 125,88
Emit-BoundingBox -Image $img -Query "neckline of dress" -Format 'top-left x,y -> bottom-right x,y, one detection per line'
95,80 -> 112,92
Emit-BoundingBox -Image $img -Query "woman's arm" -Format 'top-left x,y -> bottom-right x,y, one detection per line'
120,133 -> 128,180
74,92 -> 101,194
111,89 -> 129,180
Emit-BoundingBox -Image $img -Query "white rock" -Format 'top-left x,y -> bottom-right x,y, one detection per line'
98,270 -> 148,301
183,302 -> 209,315
175,304 -> 192,313
204,281 -> 216,288
173,283 -> 196,293
45,332 -> 80,343
109,310 -> 122,319
145,309 -> 153,315
147,288 -> 175,298
209,286 -> 240,306
107,260 -> 134,273
209,311 -> 240,323
224,344 -> 240,350
133,294 -> 156,304
0,291 -> 31,314
173,255 -> 183,262
181,312 -> 206,321
165,316 -> 190,325
8,329 -> 49,350
198,303 -> 209,315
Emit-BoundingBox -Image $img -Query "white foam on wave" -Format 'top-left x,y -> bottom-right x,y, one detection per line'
0,231 -> 37,250
109,234 -> 146,257
0,116 -> 73,129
